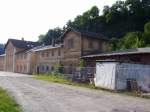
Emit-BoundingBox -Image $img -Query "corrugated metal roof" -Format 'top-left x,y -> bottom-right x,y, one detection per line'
82,47 -> 150,58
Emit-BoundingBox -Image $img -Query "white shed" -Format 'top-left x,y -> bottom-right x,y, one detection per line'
95,61 -> 150,92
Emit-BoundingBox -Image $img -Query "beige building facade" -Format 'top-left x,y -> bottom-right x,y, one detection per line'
0,54 -> 5,71
34,45 -> 64,73
33,28 -> 109,73
15,50 -> 37,74
61,28 -> 109,67
4,39 -> 41,73
2,28 -> 110,74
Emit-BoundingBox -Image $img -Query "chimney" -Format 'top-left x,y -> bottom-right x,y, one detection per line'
52,39 -> 55,47
22,37 -> 24,41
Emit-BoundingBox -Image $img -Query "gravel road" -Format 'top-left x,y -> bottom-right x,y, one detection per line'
0,71 -> 150,112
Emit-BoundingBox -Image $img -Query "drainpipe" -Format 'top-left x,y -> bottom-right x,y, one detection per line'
13,47 -> 16,72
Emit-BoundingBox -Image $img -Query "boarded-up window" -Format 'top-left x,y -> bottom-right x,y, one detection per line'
88,41 -> 94,49
68,39 -> 74,49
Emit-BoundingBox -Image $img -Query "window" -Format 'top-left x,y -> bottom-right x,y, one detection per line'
17,65 -> 19,71
68,39 -> 74,49
24,54 -> 27,59
46,65 -> 49,71
20,54 -> 23,59
41,52 -> 45,57
20,65 -> 22,72
51,66 -> 54,71
52,50 -> 54,56
58,49 -> 61,56
88,41 -> 94,49
42,65 -> 45,71
24,65 -> 26,72
46,52 -> 49,57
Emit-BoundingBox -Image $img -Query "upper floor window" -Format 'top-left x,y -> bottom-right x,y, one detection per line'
88,41 -> 94,49
46,52 -> 49,57
24,54 -> 27,59
41,52 -> 45,57
68,39 -> 74,49
58,49 -> 61,56
52,50 -> 54,56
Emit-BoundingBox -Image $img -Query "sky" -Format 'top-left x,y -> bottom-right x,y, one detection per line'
0,0 -> 118,43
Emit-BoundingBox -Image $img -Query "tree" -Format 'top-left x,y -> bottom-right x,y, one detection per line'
144,21 -> 150,34
66,6 -> 100,31
0,44 -> 4,55
117,32 -> 143,49
38,34 -> 45,43
39,0 -> 150,48
38,27 -> 64,45
116,21 -> 150,49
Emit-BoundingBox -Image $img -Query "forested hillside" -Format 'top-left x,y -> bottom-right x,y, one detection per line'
39,0 -> 150,49
0,44 -> 4,55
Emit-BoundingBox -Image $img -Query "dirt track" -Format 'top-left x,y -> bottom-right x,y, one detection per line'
0,71 -> 150,112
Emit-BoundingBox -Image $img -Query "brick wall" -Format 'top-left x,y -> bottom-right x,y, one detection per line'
5,41 -> 27,72
63,31 -> 82,67
5,42 -> 15,72
0,55 -> 5,71
35,47 -> 64,73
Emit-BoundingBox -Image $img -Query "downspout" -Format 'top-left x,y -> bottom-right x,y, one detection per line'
13,47 -> 16,72
4,54 -> 6,71
27,52 -> 30,74
80,32 -> 83,57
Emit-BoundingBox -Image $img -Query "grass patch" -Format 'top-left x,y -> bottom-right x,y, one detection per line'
33,74 -> 96,89
33,74 -> 150,99
0,87 -> 21,112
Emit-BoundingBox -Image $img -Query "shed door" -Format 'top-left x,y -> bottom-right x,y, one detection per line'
95,62 -> 116,90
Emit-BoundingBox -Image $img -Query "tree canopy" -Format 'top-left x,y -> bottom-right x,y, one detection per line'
0,44 -> 4,55
38,0 -> 150,50
116,21 -> 150,49
38,27 -> 64,45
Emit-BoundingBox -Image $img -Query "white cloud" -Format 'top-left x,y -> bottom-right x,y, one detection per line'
0,0 -> 117,43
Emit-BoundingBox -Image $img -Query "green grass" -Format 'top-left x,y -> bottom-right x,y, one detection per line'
0,87 -> 21,112
33,74 -> 150,99
33,74 -> 96,89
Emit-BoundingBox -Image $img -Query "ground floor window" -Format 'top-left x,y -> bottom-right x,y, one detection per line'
46,65 -> 49,72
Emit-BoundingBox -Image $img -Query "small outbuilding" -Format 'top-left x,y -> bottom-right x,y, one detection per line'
95,60 -> 150,92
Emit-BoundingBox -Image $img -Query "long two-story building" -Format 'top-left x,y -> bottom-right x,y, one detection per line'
33,28 -> 110,73
1,28 -> 110,74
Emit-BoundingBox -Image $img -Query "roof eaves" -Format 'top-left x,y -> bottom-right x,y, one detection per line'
33,45 -> 61,52
82,48 -> 150,58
